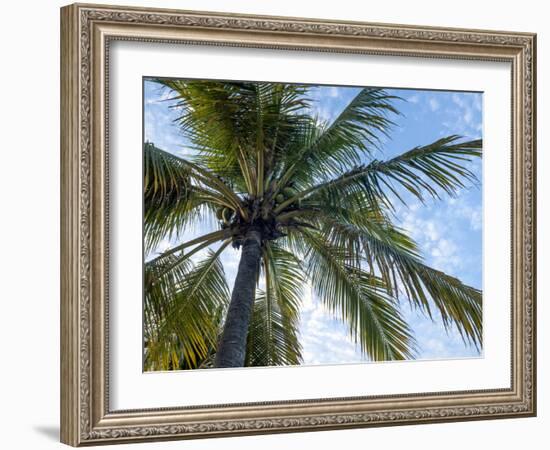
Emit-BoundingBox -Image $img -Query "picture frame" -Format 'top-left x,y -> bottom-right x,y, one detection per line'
60,2 -> 536,446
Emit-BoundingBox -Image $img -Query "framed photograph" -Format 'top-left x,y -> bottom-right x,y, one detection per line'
60,3 -> 537,446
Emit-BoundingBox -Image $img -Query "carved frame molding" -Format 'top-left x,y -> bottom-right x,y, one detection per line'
60,3 -> 536,446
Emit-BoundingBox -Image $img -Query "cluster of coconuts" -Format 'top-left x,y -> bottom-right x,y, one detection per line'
275,186 -> 301,208
274,187 -> 294,205
215,185 -> 300,227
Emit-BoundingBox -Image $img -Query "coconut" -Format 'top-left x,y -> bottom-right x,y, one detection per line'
282,187 -> 296,198
222,207 -> 233,223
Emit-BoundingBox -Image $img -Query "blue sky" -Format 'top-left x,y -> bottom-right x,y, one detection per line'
144,79 -> 483,365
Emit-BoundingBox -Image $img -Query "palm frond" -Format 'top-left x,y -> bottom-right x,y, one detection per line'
144,143 -> 241,252
152,79 -> 312,195
298,229 -> 416,361
245,242 -> 305,366
245,290 -> 302,367
147,144 -> 243,210
147,231 -> 231,281
145,142 -> 196,252
263,242 -> 304,319
315,212 -> 482,346
366,135 -> 482,205
276,136 -> 482,213
144,248 -> 230,370
274,88 -> 399,193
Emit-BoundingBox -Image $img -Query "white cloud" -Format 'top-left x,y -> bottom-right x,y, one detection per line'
299,289 -> 367,365
428,98 -> 440,112
463,109 -> 473,125
449,197 -> 483,231
397,193 -> 481,275
424,338 -> 447,356
328,87 -> 340,98
220,248 -> 240,288
444,92 -> 482,138
430,238 -> 462,273
473,95 -> 482,112
451,93 -> 466,108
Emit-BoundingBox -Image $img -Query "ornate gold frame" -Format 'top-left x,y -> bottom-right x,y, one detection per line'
60,3 -> 536,446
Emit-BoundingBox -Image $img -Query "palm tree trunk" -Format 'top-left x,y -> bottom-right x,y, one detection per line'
214,229 -> 262,368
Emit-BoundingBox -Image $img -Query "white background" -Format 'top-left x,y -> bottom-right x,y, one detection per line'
0,0 -> 546,449
111,42 -> 511,409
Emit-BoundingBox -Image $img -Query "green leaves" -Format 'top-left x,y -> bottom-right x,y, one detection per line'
366,136 -> 482,206
245,243 -> 305,366
144,248 -> 230,371
299,229 -> 416,361
245,290 -> 302,367
325,217 -> 482,346
144,142 -> 196,252
152,79 -> 312,195
289,136 -> 482,213
144,143 -> 240,253
274,88 -> 399,198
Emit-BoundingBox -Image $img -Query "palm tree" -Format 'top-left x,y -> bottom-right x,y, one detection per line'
143,79 -> 482,371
